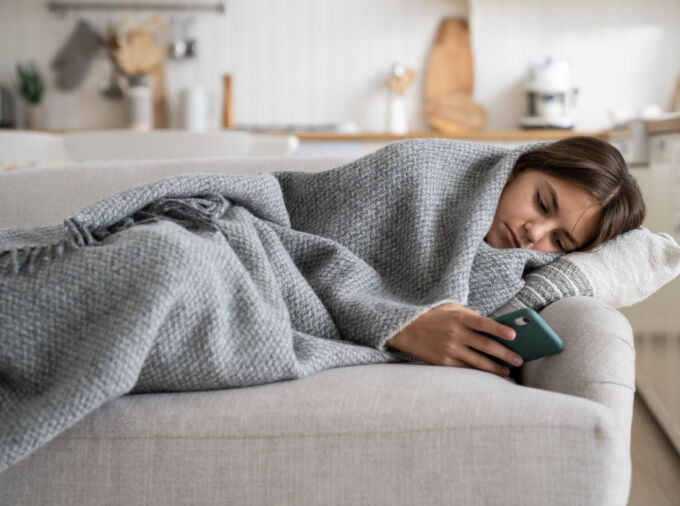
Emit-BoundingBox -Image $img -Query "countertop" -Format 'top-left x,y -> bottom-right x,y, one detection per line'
276,129 -> 609,141
259,117 -> 679,140
646,115 -> 680,135
39,120 -> 680,140
605,115 -> 680,139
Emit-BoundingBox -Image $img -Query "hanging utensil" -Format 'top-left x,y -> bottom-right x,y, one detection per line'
99,60 -> 123,99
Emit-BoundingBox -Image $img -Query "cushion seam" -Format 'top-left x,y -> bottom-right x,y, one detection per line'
57,425 -> 614,441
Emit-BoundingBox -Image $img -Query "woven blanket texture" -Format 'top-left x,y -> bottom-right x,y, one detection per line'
0,138 -> 563,472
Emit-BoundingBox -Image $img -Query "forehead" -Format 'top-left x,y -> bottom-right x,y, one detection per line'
517,170 -> 591,201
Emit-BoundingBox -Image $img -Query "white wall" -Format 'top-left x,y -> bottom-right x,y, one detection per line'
0,0 -> 678,132
470,0 -> 680,131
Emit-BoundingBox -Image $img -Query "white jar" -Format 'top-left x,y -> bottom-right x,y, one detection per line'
180,86 -> 209,132
126,75 -> 153,131
387,91 -> 408,134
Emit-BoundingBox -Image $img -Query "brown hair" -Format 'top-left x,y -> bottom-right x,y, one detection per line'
511,136 -> 646,252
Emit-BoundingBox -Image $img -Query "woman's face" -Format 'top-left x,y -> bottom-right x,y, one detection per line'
484,169 -> 601,253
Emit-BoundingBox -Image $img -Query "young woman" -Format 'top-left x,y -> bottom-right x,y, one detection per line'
385,136 -> 646,378
0,134 -> 646,472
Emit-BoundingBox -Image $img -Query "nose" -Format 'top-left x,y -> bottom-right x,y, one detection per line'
524,220 -> 553,246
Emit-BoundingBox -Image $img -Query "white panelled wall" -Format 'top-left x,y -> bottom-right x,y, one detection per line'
470,0 -> 680,131
0,0 -> 678,132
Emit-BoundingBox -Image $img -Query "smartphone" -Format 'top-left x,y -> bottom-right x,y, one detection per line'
480,308 -> 564,368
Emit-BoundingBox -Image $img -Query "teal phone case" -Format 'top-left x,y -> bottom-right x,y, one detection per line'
480,308 -> 564,368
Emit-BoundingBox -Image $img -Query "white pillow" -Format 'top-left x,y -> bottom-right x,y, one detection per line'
563,227 -> 680,308
491,227 -> 680,316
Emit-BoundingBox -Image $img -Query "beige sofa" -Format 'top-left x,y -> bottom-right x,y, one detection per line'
0,156 -> 635,505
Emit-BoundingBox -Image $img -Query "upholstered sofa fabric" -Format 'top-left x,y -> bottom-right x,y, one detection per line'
0,156 -> 635,505
0,295 -> 633,505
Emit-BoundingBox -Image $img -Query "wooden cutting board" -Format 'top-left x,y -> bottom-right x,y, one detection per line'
425,18 -> 486,131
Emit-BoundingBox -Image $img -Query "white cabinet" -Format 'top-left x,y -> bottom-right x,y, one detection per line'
649,133 -> 680,241
673,141 -> 680,239
622,133 -> 680,337
620,131 -> 680,453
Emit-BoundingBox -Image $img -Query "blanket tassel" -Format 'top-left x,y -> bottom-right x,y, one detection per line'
1,195 -> 230,276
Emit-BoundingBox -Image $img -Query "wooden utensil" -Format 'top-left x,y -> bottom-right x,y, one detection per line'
425,92 -> 487,129
114,30 -> 165,75
424,17 -> 487,132
389,68 -> 415,94
425,18 -> 473,98
149,63 -> 167,128
671,72 -> 680,112
222,74 -> 234,127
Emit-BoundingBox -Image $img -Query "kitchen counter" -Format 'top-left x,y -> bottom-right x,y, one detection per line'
604,114 -> 680,166
605,114 -> 680,140
645,115 -> 680,135
282,129 -> 609,141
287,128 -> 612,157
41,127 -> 627,141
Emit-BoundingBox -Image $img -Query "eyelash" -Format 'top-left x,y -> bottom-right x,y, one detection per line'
536,193 -> 566,252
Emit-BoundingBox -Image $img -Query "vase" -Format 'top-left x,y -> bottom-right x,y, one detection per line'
23,103 -> 44,130
125,75 -> 153,131
386,91 -> 408,134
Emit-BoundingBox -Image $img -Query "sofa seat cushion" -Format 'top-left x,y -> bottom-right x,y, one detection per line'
54,364 -> 612,438
0,363 -> 620,505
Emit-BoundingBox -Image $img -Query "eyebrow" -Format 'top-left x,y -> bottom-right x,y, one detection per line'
545,182 -> 579,249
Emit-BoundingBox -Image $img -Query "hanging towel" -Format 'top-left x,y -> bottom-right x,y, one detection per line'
50,19 -> 101,91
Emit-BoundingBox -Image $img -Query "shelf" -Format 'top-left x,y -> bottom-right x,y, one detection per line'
48,1 -> 226,14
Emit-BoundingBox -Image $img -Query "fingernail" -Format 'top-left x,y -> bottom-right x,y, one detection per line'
512,356 -> 523,366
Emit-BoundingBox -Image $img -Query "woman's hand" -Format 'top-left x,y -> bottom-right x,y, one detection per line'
385,302 -> 524,377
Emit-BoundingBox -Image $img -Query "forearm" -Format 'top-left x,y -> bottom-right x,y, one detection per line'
490,257 -> 592,318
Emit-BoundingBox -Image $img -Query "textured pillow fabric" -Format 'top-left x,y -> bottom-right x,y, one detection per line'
490,226 -> 680,317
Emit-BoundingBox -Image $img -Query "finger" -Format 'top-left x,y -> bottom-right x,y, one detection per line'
457,346 -> 511,376
445,357 -> 474,369
466,332 -> 524,368
465,313 -> 516,341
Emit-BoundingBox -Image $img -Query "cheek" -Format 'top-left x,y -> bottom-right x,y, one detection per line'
501,186 -> 529,213
534,240 -> 554,253
495,192 -> 513,218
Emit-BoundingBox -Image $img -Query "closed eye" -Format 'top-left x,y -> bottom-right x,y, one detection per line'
554,235 -> 566,252
536,192 -> 547,213
536,193 -> 566,252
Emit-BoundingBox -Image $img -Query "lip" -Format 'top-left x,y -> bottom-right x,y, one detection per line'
506,224 -> 520,248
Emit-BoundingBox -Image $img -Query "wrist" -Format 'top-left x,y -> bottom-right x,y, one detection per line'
385,330 -> 404,350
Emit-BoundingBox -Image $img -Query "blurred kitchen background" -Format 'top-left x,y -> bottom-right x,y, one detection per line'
0,0 -> 678,133
1,2 -> 680,496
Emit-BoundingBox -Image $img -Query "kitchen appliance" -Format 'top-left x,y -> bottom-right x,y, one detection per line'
0,85 -> 17,128
520,57 -> 578,129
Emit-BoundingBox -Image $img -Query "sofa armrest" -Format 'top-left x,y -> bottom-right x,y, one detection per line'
520,295 -> 636,505
522,296 -> 636,412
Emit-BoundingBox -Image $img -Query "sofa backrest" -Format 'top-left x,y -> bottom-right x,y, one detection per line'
0,130 -> 301,172
0,156 -> 352,229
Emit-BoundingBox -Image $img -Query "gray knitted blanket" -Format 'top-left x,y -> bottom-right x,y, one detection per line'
0,139 -> 561,472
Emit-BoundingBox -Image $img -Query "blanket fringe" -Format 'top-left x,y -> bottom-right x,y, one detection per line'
2,194 -> 230,276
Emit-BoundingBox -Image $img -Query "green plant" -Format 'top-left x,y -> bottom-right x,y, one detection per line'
17,62 -> 44,105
